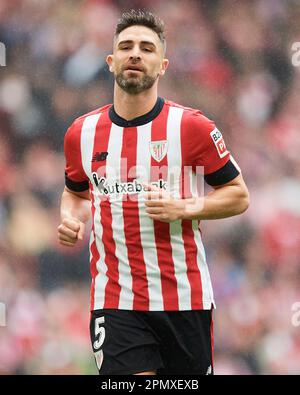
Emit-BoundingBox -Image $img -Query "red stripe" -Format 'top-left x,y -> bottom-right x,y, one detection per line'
101,203 -> 121,308
87,113 -> 103,312
65,116 -> 87,183
180,127 -> 204,309
121,126 -> 149,310
151,105 -> 179,310
91,111 -> 121,309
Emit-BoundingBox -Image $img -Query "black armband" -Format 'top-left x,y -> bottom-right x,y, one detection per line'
65,172 -> 89,192
204,160 -> 240,186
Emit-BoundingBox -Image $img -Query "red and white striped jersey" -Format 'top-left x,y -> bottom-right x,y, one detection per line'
64,97 -> 240,311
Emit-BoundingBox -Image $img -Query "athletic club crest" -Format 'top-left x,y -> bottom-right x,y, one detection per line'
149,140 -> 168,162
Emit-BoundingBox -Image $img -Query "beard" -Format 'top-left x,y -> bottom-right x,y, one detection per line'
115,69 -> 158,95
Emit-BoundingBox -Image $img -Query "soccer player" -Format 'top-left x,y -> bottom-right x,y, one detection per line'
58,10 -> 249,375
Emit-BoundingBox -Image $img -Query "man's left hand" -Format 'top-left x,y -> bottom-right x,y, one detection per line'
144,184 -> 186,223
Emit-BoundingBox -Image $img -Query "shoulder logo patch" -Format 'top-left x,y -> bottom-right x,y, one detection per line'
149,140 -> 168,162
210,128 -> 229,158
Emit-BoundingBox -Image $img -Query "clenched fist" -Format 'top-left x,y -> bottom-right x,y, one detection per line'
57,217 -> 85,247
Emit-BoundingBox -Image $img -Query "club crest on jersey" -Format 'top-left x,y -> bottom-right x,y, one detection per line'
149,140 -> 168,162
210,128 -> 229,158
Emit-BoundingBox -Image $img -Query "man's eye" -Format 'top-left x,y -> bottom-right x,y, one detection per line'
143,48 -> 152,52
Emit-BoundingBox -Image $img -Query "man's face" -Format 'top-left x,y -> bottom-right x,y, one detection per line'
107,25 -> 169,95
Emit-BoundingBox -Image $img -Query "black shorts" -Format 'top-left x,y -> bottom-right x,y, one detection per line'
90,308 -> 214,375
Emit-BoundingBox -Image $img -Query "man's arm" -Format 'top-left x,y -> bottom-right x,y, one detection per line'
144,174 -> 249,222
183,174 -> 249,220
58,187 -> 91,247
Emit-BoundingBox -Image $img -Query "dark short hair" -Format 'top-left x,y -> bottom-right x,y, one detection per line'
115,9 -> 166,54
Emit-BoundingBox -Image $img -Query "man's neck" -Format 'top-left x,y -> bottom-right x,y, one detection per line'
113,84 -> 158,121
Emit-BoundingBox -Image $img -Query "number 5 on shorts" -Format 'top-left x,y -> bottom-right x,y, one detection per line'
93,316 -> 105,350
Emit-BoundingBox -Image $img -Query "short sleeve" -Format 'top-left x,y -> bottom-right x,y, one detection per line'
64,118 -> 89,192
182,110 -> 240,186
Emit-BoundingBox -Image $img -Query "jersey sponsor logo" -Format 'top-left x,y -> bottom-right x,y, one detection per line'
210,128 -> 228,158
149,140 -> 168,162
92,172 -> 167,196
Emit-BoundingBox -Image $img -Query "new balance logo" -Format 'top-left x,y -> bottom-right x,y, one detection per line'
92,152 -> 108,162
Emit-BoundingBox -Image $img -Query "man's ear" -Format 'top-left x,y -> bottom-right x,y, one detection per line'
106,54 -> 114,73
159,58 -> 169,76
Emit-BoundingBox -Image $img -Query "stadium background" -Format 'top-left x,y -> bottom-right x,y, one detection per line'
1,0 -> 300,374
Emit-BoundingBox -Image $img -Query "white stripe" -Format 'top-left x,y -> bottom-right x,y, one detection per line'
88,231 -> 94,303
81,113 -> 108,309
167,106 -> 192,310
89,231 -> 94,259
81,114 -> 101,178
137,122 -> 164,311
230,154 -> 241,173
193,222 -> 215,309
106,123 -> 133,310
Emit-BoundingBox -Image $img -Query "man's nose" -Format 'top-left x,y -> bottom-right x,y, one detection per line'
130,55 -> 141,62
129,46 -> 142,60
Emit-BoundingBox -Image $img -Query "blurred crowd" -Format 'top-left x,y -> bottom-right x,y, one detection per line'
1,0 -> 300,375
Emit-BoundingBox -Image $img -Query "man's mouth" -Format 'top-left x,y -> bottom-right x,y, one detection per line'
124,65 -> 144,72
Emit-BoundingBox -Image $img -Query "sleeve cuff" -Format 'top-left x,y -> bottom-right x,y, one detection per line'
65,173 -> 89,192
204,160 -> 240,186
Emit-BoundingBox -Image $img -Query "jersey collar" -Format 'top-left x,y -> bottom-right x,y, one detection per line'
109,97 -> 164,127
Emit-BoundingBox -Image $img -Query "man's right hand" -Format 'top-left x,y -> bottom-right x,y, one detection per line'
57,217 -> 85,247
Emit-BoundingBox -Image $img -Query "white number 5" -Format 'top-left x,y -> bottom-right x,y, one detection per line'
93,316 -> 105,350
